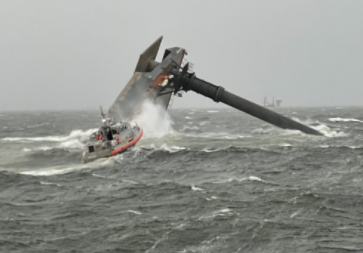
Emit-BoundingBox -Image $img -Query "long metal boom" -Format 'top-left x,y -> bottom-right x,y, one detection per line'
173,72 -> 322,136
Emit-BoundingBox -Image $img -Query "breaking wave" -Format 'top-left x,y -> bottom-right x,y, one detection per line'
289,117 -> 348,137
2,129 -> 97,151
312,124 -> 348,137
1,129 -> 97,143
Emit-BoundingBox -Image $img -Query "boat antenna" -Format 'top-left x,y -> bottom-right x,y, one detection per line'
100,106 -> 106,119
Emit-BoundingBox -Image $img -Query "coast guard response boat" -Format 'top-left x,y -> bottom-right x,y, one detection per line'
82,108 -> 143,163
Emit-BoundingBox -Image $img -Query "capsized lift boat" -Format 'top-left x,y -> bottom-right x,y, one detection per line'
82,109 -> 143,163
107,36 -> 322,136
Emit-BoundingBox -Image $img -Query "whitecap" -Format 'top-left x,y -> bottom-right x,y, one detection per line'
1,128 -> 97,143
122,179 -> 139,185
213,208 -> 234,216
2,136 -> 68,142
206,196 -> 219,201
248,176 -> 265,182
207,110 -> 219,113
236,176 -> 266,183
347,145 -> 363,149
318,145 -> 330,148
40,181 -> 62,187
127,210 -> 142,215
198,208 -> 234,220
287,118 -> 348,137
173,223 -> 186,230
312,124 -> 348,137
201,147 -> 225,153
2,129 -> 97,152
160,144 -> 186,153
290,211 -> 300,218
329,117 -> 363,123
317,145 -> 363,150
191,185 -> 204,191
279,143 -> 292,147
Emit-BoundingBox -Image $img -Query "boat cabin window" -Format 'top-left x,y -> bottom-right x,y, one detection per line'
88,146 -> 95,153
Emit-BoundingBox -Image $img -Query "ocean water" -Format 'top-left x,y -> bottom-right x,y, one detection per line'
1,107 -> 363,253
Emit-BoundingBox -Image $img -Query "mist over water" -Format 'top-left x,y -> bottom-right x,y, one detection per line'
1,107 -> 363,252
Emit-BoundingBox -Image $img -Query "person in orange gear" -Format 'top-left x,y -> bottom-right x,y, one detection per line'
96,132 -> 103,141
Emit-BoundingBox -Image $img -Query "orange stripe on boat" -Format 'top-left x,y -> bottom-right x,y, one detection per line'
110,129 -> 143,156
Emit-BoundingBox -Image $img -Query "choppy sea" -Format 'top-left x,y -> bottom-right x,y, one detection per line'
1,107 -> 363,253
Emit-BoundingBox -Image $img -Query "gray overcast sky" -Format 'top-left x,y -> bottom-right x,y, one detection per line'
1,0 -> 363,110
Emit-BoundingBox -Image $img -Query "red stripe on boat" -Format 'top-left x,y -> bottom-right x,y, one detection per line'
110,129 -> 143,156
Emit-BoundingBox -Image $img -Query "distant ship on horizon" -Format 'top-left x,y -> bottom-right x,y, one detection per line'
263,97 -> 282,107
